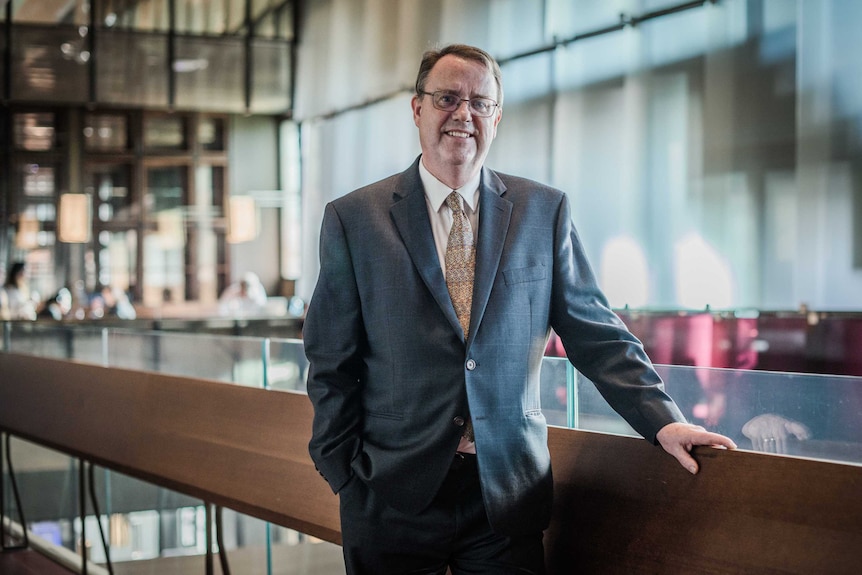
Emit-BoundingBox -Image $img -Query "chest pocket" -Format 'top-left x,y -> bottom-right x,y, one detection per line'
503,264 -> 546,286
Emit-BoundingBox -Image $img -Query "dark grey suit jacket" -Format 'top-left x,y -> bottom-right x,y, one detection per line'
304,157 -> 685,536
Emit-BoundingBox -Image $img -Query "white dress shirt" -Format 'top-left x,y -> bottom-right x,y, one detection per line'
419,158 -> 481,454
419,159 -> 480,277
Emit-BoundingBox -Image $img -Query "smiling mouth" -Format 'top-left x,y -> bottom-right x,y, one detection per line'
445,130 -> 472,139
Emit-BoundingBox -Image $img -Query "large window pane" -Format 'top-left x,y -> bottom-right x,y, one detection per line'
97,0 -> 171,32
12,26 -> 89,103
85,163 -> 134,223
144,115 -> 188,150
14,112 -> 56,151
84,113 -> 130,151
174,36 -> 245,113
95,230 -> 138,293
143,166 -> 188,306
12,0 -> 89,24
250,39 -> 291,114
97,30 -> 169,107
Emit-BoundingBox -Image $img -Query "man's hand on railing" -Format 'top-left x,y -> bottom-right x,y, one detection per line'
657,422 -> 737,475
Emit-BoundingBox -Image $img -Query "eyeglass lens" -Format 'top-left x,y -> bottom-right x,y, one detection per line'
431,92 -> 496,117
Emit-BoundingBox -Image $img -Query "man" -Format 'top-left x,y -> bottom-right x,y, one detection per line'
304,44 -> 736,574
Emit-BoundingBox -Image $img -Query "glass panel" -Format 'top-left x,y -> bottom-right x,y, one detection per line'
97,30 -> 169,107
174,35 -> 245,113
4,323 -> 104,360
19,162 -> 56,197
143,166 -> 187,306
85,470 -> 207,567
267,338 -> 308,392
98,0 -> 171,32
84,113 -> 129,151
95,230 -> 138,296
250,39 -> 291,114
6,437 -> 342,573
189,164 -> 224,303
225,0 -> 246,34
263,516 -> 347,575
540,356 -> 569,428
12,0 -> 89,24
12,25 -> 89,102
14,112 -> 55,150
5,438 -> 79,551
199,117 -> 225,151
252,1 -> 295,40
566,363 -> 862,466
85,163 -> 134,222
144,116 -> 187,150
7,325 -> 862,468
104,330 -> 265,386
175,0 -> 231,35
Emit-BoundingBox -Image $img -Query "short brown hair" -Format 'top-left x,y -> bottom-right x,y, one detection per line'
415,44 -> 504,107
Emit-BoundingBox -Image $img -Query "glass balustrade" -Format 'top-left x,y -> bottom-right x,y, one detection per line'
3,323 -> 862,574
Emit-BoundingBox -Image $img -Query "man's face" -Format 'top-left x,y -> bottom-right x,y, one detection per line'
411,55 -> 502,183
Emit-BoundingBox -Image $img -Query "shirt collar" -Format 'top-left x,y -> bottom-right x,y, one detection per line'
419,158 -> 481,213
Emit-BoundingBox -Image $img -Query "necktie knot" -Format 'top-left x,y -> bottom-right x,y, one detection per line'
445,190 -> 463,212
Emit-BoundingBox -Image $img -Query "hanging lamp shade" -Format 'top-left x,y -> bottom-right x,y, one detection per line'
58,193 -> 92,243
227,195 -> 258,243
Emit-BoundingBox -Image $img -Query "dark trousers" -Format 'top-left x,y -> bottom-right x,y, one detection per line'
338,453 -> 546,575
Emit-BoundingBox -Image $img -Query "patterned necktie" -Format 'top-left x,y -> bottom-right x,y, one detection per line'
445,191 -> 475,338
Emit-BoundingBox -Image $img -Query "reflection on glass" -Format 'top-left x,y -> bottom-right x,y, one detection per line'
84,113 -> 129,150
144,116 -> 187,149
199,117 -> 225,150
96,230 -> 137,291
99,0 -> 171,31
174,36 -> 244,113
14,112 -> 55,150
105,331 -> 265,386
20,163 -> 56,196
85,163 -> 133,222
268,338 -> 308,392
191,164 -> 224,303
144,166 -> 187,305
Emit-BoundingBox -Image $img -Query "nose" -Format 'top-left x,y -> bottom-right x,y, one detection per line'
451,99 -> 473,121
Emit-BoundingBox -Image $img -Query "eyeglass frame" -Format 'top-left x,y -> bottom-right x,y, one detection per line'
418,90 -> 500,118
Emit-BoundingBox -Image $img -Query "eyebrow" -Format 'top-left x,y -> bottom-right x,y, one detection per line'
432,88 -> 495,100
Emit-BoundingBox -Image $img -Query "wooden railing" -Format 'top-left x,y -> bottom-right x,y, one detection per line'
2,352 -> 861,573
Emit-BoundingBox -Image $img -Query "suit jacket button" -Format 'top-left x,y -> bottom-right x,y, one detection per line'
453,416 -> 465,427
466,359 -> 476,370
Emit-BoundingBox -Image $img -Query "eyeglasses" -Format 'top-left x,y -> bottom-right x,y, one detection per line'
419,91 -> 499,118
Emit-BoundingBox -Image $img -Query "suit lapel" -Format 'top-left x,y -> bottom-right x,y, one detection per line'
390,162 -> 464,338
468,169 -> 512,348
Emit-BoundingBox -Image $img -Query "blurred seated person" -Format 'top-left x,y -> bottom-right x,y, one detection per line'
38,288 -> 73,320
218,272 -> 267,316
89,285 -> 137,320
2,261 -> 38,320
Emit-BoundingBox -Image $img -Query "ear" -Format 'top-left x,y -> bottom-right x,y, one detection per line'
411,94 -> 422,127
488,107 -> 502,140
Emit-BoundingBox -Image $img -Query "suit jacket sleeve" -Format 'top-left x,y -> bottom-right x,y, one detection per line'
304,202 -> 365,493
549,194 -> 685,442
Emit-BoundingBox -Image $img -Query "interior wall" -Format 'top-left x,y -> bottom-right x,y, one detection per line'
292,0 -> 862,311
